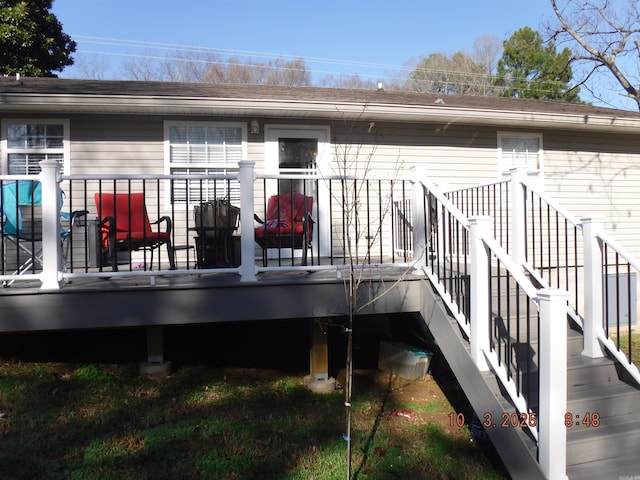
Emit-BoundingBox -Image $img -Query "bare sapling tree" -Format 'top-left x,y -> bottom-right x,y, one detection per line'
321,111 -> 420,479
405,52 -> 489,95
549,0 -> 640,110
404,34 -> 503,97
472,35 -> 503,77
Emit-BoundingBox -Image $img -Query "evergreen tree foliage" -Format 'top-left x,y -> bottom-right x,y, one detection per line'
0,0 -> 76,77
494,26 -> 580,102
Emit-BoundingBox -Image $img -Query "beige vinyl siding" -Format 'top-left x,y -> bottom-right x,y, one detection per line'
326,122 -> 499,258
330,121 -> 499,189
68,115 -> 164,174
544,130 -> 640,257
62,116 -> 172,256
18,111 -> 639,261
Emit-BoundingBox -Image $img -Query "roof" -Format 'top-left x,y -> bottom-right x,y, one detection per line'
2,76 -> 639,133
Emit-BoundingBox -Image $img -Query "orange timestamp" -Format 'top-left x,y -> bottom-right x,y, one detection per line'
448,412 -> 538,428
564,412 -> 601,427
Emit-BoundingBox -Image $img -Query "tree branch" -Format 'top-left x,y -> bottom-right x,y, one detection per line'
550,0 -> 640,110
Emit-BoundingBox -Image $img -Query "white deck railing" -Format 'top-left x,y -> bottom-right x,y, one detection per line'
4,160 -> 638,479
430,166 -> 640,479
415,170 -> 569,479
0,160 -> 417,289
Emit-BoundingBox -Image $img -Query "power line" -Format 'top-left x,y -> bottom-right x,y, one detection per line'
72,35 -> 413,75
69,34 -> 584,99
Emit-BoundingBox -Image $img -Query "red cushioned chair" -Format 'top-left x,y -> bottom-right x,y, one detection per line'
94,192 -> 175,272
254,192 -> 314,266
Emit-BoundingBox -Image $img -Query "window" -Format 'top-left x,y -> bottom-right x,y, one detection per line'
165,121 -> 246,204
498,132 -> 542,177
2,120 -> 69,175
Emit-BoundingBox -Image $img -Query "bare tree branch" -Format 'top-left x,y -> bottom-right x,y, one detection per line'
550,0 -> 640,110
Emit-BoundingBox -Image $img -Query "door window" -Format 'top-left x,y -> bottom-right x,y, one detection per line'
278,137 -> 317,195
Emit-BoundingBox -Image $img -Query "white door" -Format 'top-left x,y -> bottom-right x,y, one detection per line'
264,126 -> 331,258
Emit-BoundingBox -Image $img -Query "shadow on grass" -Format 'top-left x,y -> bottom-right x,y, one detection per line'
353,372 -> 393,480
0,318 -> 508,479
0,364 -> 341,479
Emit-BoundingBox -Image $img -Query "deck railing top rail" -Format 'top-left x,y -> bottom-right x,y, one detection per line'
441,168 -> 639,386
1,160 -> 419,289
414,172 -> 569,477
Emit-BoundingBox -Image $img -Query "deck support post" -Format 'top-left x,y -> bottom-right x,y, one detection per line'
538,288 -> 570,480
146,325 -> 164,364
310,320 -> 329,381
581,216 -> 605,358
139,326 -> 171,380
469,216 -> 492,372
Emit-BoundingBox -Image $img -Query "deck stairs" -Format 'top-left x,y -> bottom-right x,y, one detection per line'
419,174 -> 640,479
424,276 -> 640,479
422,281 -> 544,478
564,324 -> 640,479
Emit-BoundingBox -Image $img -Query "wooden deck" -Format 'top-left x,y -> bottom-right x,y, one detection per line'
0,261 -> 425,334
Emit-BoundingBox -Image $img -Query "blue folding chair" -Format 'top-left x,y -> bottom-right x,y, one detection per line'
1,180 -> 86,286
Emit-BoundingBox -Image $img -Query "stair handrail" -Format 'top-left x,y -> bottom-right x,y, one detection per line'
594,229 -> 640,384
518,175 -> 584,330
417,177 -> 549,441
415,176 -> 471,334
417,174 -> 571,478
480,233 -> 541,443
520,177 -> 582,228
521,178 -> 639,385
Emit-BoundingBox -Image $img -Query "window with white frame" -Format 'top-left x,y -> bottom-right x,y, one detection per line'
2,120 -> 69,175
165,122 -> 246,204
498,132 -> 542,177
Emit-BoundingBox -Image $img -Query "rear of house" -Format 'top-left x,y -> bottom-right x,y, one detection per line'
2,76 -> 640,259
3,77 -> 640,480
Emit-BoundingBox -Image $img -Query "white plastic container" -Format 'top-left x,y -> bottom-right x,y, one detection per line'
378,341 -> 432,381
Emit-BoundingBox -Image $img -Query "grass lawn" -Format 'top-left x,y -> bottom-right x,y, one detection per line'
610,331 -> 640,368
4,326 -> 636,479
0,336 -> 509,480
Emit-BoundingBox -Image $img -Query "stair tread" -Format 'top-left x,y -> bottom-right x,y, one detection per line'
568,380 -> 640,399
570,411 -> 640,430
567,354 -> 616,368
567,452 -> 640,479
566,420 -> 640,466
567,413 -> 640,439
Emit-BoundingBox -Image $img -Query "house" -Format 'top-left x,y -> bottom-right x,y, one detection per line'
1,76 -> 640,478
2,75 -> 640,254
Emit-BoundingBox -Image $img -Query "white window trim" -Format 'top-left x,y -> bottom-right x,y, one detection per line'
163,120 -> 248,205
497,131 -> 543,180
1,118 -> 70,175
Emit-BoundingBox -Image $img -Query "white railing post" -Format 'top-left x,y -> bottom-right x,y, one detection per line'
510,167 -> 526,265
581,216 -> 605,358
538,288 -> 570,480
469,216 -> 492,371
411,166 -> 427,270
238,160 -> 257,282
39,159 -> 63,290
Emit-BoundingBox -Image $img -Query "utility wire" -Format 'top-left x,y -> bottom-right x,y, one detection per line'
72,35 -> 412,73
70,34 -> 582,97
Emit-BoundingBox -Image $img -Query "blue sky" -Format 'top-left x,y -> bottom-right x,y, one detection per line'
50,0 -> 633,109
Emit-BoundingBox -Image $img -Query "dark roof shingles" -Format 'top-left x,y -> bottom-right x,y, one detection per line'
1,76 -> 639,119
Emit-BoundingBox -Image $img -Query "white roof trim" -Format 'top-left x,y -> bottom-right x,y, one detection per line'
2,93 -> 639,133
